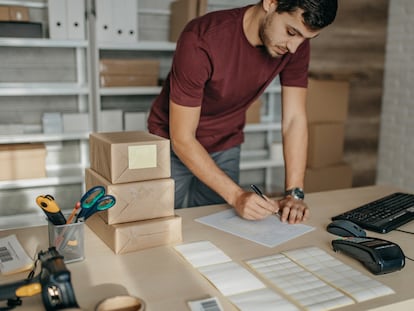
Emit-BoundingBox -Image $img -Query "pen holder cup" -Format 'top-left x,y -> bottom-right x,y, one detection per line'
48,220 -> 85,263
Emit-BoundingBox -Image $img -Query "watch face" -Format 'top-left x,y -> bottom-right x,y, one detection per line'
286,188 -> 304,200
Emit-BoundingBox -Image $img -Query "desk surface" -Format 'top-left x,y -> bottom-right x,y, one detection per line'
1,185 -> 413,311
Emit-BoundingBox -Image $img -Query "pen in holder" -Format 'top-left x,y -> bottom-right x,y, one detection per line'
47,218 -> 85,263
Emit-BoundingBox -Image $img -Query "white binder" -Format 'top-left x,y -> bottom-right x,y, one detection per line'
111,0 -> 138,43
96,0 -> 137,43
48,0 -> 86,40
67,0 -> 85,40
48,0 -> 67,39
95,0 -> 113,42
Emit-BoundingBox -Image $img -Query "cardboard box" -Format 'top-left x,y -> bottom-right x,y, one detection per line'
87,214 -> 182,254
62,113 -> 90,133
246,99 -> 262,124
169,0 -> 207,42
89,131 -> 171,184
307,122 -> 345,168
100,74 -> 158,87
307,79 -> 349,123
304,163 -> 352,193
9,6 -> 29,21
124,112 -> 147,131
99,59 -> 160,76
0,6 -> 29,21
100,110 -> 123,132
0,143 -> 46,180
85,168 -> 175,225
0,7 -> 9,21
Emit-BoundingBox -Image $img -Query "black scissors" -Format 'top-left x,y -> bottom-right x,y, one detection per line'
75,186 -> 116,221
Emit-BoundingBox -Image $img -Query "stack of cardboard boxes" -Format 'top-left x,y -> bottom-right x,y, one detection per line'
85,131 -> 182,254
304,79 -> 353,192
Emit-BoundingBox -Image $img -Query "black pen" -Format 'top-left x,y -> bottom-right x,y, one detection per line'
250,184 -> 266,199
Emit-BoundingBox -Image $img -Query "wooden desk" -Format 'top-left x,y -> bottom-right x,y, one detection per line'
1,185 -> 413,311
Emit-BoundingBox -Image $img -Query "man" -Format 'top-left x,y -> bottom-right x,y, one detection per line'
148,0 -> 338,224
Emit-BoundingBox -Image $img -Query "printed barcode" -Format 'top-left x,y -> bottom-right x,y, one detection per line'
0,246 -> 13,263
201,299 -> 221,311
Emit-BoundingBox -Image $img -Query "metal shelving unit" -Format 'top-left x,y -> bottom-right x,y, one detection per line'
0,0 -> 92,221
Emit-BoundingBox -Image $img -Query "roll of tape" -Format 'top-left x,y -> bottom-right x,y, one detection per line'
95,295 -> 145,311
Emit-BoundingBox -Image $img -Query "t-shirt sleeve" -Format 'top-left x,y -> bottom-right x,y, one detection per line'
169,30 -> 212,107
279,39 -> 310,88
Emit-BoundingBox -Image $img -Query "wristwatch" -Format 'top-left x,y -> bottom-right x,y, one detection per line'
285,187 -> 305,200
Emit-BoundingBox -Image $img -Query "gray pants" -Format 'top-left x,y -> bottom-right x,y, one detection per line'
171,145 -> 241,208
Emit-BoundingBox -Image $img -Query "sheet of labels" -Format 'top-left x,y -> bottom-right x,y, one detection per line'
174,242 -> 394,311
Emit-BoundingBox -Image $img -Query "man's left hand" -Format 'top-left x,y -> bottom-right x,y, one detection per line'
277,196 -> 309,224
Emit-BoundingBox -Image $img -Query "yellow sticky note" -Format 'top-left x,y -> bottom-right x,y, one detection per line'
128,145 -> 157,169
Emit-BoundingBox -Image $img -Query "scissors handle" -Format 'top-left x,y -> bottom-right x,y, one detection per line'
82,195 -> 116,220
80,185 -> 105,208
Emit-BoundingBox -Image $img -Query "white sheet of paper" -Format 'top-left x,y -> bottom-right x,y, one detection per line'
174,241 -> 231,268
196,209 -> 315,248
228,288 -> 300,311
198,261 -> 265,296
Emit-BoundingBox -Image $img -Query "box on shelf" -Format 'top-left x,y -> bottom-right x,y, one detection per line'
169,0 -> 207,42
85,168 -> 175,225
138,12 -> 169,41
99,59 -> 160,76
307,122 -> 345,168
42,112 -> 63,134
0,143 -> 47,181
62,113 -> 90,133
0,7 -> 7,20
89,131 -> 171,184
306,79 -> 349,123
246,98 -> 262,124
100,75 -> 158,87
304,162 -> 352,193
270,142 -> 284,166
124,112 -> 148,131
9,6 -> 29,21
86,214 -> 182,254
0,6 -> 29,21
100,110 -> 123,132
0,21 -> 42,38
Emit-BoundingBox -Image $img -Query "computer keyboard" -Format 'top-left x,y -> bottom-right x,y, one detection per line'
332,192 -> 414,233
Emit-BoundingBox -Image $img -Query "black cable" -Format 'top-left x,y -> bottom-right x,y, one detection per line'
394,229 -> 414,261
395,229 -> 414,235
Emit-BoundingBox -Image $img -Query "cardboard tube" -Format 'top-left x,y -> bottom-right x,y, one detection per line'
95,295 -> 145,311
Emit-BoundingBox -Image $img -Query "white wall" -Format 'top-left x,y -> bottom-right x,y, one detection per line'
377,1 -> 414,191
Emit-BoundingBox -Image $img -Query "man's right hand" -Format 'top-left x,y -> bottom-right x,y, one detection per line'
233,191 -> 279,220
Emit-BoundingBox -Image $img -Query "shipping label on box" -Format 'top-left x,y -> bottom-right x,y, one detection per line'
0,143 -> 47,181
306,79 -> 350,123
89,131 -> 171,184
87,214 -> 182,254
85,168 -> 174,225
304,163 -> 352,193
307,122 -> 345,168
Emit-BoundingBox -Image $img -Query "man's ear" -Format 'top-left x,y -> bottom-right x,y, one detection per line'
262,0 -> 277,13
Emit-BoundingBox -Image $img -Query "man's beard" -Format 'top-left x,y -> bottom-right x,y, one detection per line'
258,21 -> 283,58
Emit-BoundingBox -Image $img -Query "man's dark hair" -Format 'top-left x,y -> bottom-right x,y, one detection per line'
275,0 -> 338,30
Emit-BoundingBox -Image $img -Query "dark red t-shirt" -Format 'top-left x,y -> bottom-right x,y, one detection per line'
148,5 -> 310,153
